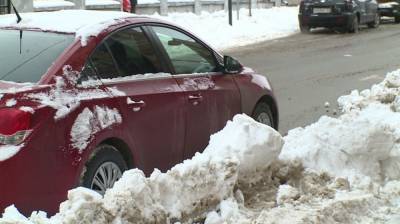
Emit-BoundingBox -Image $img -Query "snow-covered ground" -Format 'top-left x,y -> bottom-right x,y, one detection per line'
2,69 -> 400,223
151,7 -> 299,50
0,8 -> 299,51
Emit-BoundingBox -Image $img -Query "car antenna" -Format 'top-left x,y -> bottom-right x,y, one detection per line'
9,0 -> 23,54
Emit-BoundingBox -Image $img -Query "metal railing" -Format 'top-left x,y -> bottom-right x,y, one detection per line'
0,0 -> 10,14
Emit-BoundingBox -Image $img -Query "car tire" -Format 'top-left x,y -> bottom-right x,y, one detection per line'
252,102 -> 274,128
395,16 -> 400,24
300,24 -> 311,34
348,15 -> 359,33
81,144 -> 128,195
367,12 -> 380,28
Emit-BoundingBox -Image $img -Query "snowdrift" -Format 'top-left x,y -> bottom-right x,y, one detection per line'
2,70 -> 400,223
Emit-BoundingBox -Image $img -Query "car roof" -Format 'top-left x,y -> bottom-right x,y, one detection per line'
0,10 -> 158,46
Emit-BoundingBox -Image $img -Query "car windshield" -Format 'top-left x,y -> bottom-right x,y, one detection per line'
0,29 -> 74,83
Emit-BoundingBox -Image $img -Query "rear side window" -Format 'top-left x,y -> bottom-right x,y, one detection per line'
0,30 -> 73,83
151,26 -> 217,74
82,26 -> 162,80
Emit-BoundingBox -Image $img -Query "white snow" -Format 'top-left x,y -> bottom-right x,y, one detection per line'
152,7 -> 299,50
26,66 -> 125,120
34,0 -> 75,9
5,99 -> 17,107
70,106 -> 122,152
86,0 -> 120,6
379,2 -> 399,8
0,145 -> 24,162
0,10 -> 136,46
0,7 -> 298,50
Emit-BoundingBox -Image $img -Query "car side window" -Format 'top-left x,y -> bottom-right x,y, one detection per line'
88,43 -> 119,80
106,27 -> 162,77
81,26 -> 162,81
151,26 -> 218,74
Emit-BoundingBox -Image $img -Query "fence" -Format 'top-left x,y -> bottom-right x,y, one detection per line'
4,0 -> 280,16
0,0 -> 10,15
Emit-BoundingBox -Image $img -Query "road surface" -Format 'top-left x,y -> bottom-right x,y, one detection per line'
225,20 -> 400,134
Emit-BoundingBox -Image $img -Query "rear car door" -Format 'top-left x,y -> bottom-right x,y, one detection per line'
147,25 -> 241,159
80,26 -> 186,174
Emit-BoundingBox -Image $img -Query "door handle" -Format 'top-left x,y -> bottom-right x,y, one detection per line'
188,94 -> 203,105
127,97 -> 146,112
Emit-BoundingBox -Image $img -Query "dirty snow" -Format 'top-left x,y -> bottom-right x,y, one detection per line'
3,69 -> 400,223
70,106 -> 122,152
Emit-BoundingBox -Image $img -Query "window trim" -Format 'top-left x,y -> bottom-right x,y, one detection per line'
81,24 -> 171,82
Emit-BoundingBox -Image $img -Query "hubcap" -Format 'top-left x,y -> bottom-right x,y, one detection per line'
256,112 -> 272,127
91,162 -> 122,195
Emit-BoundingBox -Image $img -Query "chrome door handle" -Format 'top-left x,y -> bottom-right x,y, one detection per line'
127,98 -> 146,112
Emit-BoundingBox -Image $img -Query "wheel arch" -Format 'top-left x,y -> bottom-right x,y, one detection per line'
99,137 -> 134,169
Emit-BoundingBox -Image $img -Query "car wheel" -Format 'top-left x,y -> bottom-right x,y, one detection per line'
367,12 -> 380,28
252,102 -> 274,128
395,16 -> 400,24
81,144 -> 128,195
300,24 -> 311,34
348,16 -> 359,33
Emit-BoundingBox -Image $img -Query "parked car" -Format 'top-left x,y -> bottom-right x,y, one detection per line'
378,0 -> 400,23
299,0 -> 380,33
0,11 -> 279,215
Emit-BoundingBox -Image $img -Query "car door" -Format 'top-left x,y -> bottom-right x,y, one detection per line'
147,25 -> 241,159
80,26 -> 186,174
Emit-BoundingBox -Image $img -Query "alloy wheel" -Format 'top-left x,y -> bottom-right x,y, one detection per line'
90,161 -> 122,195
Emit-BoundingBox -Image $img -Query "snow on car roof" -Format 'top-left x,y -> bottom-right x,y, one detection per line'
0,10 -> 142,46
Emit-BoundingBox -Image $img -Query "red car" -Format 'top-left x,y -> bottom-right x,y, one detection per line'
0,11 -> 278,215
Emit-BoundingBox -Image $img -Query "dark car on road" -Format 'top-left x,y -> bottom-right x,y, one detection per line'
0,10 -> 278,215
378,0 -> 400,23
299,0 -> 380,33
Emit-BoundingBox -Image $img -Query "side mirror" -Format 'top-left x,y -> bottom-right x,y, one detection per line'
224,55 -> 243,74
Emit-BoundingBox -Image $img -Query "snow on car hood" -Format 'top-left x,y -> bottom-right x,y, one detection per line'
0,10 -> 139,46
379,2 -> 399,8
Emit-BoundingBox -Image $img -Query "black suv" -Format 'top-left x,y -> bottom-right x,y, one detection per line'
299,0 -> 380,33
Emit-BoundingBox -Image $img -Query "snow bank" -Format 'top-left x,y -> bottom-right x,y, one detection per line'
0,114 -> 283,223
0,7 -> 298,49
152,7 -> 299,50
281,69 -> 400,184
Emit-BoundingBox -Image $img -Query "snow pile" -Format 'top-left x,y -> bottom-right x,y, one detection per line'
0,114 -> 283,223
70,106 -> 122,152
281,69 -> 400,184
152,7 -> 299,50
0,7 -> 298,49
3,69 -> 400,223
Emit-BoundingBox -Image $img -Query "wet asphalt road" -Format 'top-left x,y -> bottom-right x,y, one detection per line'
225,19 -> 400,134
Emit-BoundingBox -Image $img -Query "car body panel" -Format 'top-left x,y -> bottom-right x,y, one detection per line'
0,14 -> 278,215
